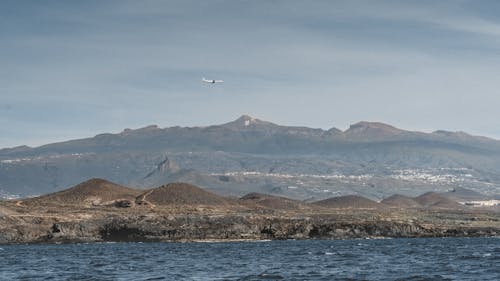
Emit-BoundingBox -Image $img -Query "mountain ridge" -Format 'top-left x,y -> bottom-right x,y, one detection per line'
2,115 -> 500,200
2,115 -> 499,151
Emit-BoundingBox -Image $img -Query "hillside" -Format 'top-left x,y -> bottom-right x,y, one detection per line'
136,182 -> 231,206
441,187 -> 490,201
24,178 -> 141,206
381,194 -> 422,208
239,192 -> 311,210
0,205 -> 15,216
415,192 -> 464,209
313,195 -> 384,209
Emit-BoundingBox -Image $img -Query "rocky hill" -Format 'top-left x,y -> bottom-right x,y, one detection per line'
381,194 -> 422,208
239,192 -> 312,211
135,182 -> 232,207
313,195 -> 384,209
415,192 -> 464,209
23,178 -> 141,207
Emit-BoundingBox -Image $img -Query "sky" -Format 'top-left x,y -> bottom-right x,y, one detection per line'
2,0 -> 500,148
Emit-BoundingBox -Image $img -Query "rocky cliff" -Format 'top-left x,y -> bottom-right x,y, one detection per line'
2,211 -> 499,244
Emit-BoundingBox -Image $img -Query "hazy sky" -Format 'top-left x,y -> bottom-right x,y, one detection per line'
3,0 -> 500,148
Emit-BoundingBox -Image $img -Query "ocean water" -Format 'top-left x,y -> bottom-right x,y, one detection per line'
0,237 -> 499,280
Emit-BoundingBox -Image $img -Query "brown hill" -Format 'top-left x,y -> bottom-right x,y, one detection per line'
313,195 -> 384,209
25,178 -> 141,206
381,194 -> 422,208
136,182 -> 230,206
442,187 -> 489,202
239,192 -> 310,210
415,192 -> 463,209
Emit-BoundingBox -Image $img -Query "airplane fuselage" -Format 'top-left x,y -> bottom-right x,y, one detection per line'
202,78 -> 223,84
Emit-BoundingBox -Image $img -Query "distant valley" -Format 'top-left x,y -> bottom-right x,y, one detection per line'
2,115 -> 500,201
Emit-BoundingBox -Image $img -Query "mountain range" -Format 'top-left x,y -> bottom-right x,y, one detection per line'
1,115 -> 500,201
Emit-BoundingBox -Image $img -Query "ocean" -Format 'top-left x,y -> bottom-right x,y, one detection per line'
1,237 -> 499,280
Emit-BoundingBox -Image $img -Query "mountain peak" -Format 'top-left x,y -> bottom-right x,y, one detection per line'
236,114 -> 258,126
0,145 -> 32,154
348,121 -> 400,131
120,125 -> 161,135
345,121 -> 405,138
221,115 -> 277,129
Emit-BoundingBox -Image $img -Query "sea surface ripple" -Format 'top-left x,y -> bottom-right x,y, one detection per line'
1,237 -> 499,280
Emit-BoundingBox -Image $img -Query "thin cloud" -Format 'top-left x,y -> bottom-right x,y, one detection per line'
2,1 -> 500,147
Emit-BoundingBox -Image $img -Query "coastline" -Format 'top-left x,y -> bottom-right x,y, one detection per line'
1,205 -> 499,245
2,181 -> 499,245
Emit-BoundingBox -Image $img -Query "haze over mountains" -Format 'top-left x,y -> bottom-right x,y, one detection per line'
1,115 -> 500,201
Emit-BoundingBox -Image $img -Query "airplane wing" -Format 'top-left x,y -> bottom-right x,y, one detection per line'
202,78 -> 224,83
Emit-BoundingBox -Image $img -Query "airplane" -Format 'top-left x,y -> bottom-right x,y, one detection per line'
202,77 -> 224,84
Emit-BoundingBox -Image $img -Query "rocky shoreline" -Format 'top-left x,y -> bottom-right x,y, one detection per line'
1,180 -> 499,244
2,210 -> 500,244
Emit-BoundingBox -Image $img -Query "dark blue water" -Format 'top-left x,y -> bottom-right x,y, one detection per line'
1,237 -> 499,280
